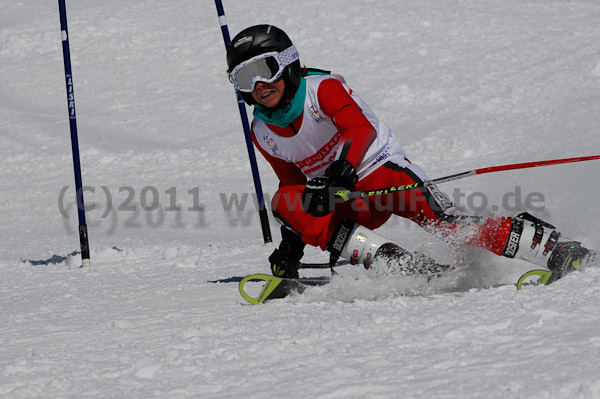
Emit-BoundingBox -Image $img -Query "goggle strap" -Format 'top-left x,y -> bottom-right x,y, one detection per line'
275,45 -> 299,68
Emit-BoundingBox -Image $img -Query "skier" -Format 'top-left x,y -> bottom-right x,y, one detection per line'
225,24 -> 594,280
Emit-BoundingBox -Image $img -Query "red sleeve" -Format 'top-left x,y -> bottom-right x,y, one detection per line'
251,126 -> 307,187
317,78 -> 377,168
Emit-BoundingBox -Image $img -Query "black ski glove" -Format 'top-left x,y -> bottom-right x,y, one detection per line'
302,159 -> 358,217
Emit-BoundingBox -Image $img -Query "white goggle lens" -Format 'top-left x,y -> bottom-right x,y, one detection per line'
229,45 -> 299,92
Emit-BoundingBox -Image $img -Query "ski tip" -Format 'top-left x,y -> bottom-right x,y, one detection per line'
238,274 -> 331,304
238,274 -> 283,305
516,269 -> 554,290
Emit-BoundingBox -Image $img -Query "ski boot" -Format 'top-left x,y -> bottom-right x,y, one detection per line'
547,242 -> 595,275
326,220 -> 454,280
269,228 -> 306,279
503,212 -> 594,276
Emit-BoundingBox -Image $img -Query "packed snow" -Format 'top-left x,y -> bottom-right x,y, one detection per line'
1,0 -> 600,398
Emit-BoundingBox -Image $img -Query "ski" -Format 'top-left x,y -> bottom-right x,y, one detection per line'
516,249 -> 598,290
516,269 -> 563,290
239,250 -> 455,304
299,260 -> 350,269
239,274 -> 331,305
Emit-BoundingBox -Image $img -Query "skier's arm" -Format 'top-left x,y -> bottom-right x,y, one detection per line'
317,78 -> 377,168
251,128 -> 307,186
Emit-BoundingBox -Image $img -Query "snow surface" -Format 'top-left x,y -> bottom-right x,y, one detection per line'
2,0 -> 600,397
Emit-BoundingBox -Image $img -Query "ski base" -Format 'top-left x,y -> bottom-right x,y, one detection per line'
239,274 -> 331,305
516,269 -> 562,290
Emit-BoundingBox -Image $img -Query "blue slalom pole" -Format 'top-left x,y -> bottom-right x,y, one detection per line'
58,0 -> 91,266
214,0 -> 273,244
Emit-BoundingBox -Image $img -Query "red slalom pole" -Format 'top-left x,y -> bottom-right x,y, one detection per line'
335,155 -> 600,201
475,154 -> 600,176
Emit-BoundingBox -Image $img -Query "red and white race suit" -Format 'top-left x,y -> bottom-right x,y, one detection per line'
251,73 -> 513,254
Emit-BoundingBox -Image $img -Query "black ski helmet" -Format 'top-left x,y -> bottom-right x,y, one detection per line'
226,25 -> 302,107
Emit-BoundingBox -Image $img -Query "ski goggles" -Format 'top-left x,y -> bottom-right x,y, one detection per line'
228,45 -> 299,92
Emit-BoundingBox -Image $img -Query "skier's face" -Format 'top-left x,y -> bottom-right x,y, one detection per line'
251,78 -> 285,108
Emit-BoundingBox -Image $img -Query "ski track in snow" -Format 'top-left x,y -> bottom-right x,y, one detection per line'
2,0 -> 600,398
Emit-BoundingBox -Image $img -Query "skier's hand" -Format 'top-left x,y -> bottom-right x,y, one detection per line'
302,160 -> 358,217
324,159 -> 358,189
303,176 -> 334,217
